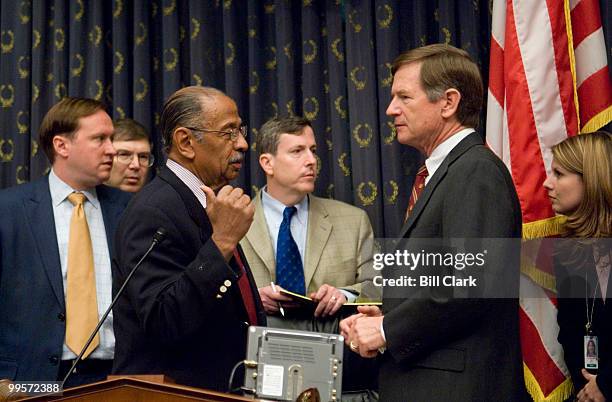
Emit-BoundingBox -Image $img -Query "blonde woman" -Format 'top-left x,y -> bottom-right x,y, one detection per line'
544,131 -> 612,402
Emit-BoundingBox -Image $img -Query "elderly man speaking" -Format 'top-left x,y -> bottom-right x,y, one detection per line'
112,86 -> 266,391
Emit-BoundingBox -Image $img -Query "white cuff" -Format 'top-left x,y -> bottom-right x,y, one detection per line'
339,289 -> 357,302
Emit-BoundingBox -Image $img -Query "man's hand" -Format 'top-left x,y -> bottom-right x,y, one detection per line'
340,305 -> 382,340
577,369 -> 606,402
310,284 -> 346,317
349,314 -> 385,358
202,185 -> 254,260
342,306 -> 384,358
356,305 -> 382,317
340,313 -> 363,340
258,285 -> 293,314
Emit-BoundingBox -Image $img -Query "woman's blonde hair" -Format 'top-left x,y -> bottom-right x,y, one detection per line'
551,131 -> 612,238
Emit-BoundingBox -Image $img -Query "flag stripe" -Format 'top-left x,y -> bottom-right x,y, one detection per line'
514,0 -> 573,152
569,0 -> 581,12
570,0 -> 602,47
485,90 -> 507,161
501,97 -> 512,168
574,29 -> 609,87
505,1 -> 555,223
520,278 -> 570,376
577,67 -> 612,126
492,0 -> 507,48
519,307 -> 568,395
488,39 -> 505,108
546,0 -> 579,136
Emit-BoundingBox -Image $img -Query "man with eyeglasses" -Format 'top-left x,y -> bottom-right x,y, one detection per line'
105,118 -> 153,193
112,86 -> 265,391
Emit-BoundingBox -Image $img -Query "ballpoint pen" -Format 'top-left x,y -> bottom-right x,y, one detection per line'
270,282 -> 286,317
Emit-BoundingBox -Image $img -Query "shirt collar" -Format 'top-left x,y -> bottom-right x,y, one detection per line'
425,128 -> 475,184
48,168 -> 100,208
166,158 -> 207,209
261,186 -> 309,225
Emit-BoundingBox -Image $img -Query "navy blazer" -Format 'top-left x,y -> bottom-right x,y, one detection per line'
0,176 -> 130,381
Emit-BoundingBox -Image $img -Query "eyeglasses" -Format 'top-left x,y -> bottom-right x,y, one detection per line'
184,125 -> 248,142
115,150 -> 155,167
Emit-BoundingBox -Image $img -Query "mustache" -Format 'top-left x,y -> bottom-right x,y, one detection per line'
229,152 -> 244,163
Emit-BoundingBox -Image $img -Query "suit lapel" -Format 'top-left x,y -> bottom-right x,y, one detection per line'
304,196 -> 331,289
398,132 -> 484,238
398,163 -> 447,239
24,177 -> 64,307
245,192 -> 276,276
158,166 -> 212,237
97,185 -> 128,251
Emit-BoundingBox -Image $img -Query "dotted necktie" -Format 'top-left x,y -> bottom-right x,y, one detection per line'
276,207 -> 306,295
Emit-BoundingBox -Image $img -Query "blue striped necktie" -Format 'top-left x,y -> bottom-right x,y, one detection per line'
276,206 -> 306,294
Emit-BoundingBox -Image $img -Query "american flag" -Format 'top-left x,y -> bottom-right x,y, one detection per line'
486,0 -> 611,400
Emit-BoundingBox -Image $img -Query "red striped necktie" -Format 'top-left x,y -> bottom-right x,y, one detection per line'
404,164 -> 429,222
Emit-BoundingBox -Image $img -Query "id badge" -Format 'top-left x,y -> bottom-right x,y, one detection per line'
584,335 -> 599,370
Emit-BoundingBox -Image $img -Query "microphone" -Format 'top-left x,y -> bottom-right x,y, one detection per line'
61,227 -> 167,387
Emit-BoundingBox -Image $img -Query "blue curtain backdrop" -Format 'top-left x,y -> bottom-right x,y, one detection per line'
0,0 -> 610,237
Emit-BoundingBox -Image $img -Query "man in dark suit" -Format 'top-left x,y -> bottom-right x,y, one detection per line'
112,86 -> 266,391
0,98 -> 130,385
340,44 -> 524,401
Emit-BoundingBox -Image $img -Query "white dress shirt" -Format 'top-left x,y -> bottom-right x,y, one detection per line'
261,188 -> 309,266
166,158 -> 207,209
424,128 -> 475,185
49,169 -> 114,360
381,127 -> 476,344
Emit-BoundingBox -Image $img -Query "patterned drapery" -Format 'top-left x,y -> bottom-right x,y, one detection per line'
1,0 -> 609,237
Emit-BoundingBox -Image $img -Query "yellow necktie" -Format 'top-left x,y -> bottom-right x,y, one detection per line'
65,192 -> 100,358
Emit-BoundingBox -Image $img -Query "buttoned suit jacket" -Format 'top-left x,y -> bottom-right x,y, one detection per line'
112,167 -> 266,391
379,133 -> 524,401
0,176 -> 129,381
240,192 -> 376,298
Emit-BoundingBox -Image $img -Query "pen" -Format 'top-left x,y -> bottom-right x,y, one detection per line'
270,282 -> 285,317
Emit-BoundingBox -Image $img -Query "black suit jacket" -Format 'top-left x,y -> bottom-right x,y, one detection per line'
0,177 -> 129,381
379,133 -> 524,401
112,167 -> 266,391
555,240 -> 612,399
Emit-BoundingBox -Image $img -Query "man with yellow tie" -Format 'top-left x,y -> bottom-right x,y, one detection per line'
0,97 -> 130,386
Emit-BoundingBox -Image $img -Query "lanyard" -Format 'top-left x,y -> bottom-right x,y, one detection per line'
585,269 -> 599,335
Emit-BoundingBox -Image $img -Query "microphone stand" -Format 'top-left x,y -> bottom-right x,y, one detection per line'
61,228 -> 166,388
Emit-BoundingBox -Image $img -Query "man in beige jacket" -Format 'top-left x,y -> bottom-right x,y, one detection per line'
240,116 -> 378,326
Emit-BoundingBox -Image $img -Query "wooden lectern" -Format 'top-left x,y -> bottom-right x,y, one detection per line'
12,375 -> 259,402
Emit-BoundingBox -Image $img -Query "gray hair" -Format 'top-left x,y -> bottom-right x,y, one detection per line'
160,86 -> 226,152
